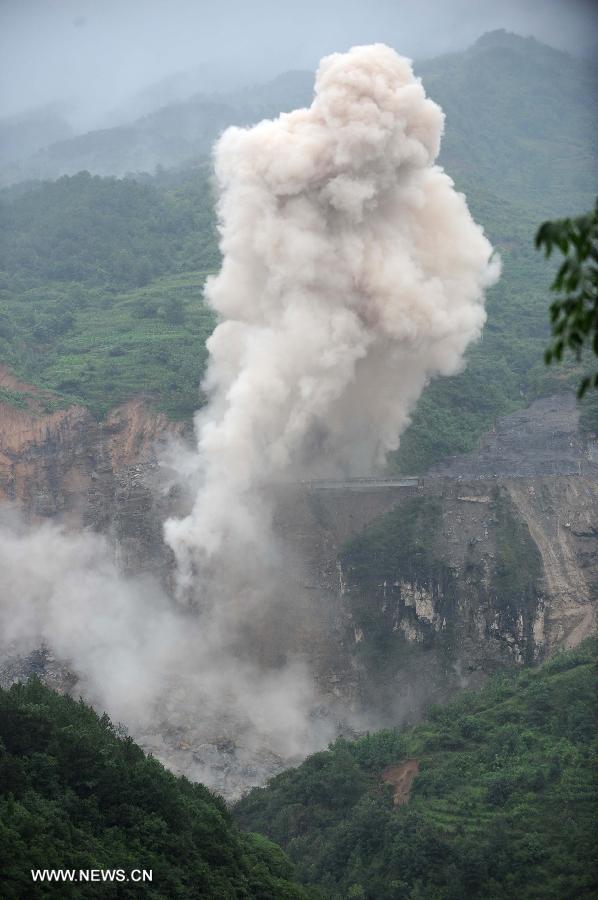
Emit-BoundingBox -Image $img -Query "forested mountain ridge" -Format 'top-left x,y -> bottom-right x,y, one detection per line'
234,640 -> 598,900
0,678 -> 312,899
418,29 -> 598,217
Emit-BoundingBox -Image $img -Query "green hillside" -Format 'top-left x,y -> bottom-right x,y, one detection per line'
421,30 -> 597,218
234,640 -> 598,900
0,169 -> 217,418
0,32 -> 596,461
0,679 -> 311,899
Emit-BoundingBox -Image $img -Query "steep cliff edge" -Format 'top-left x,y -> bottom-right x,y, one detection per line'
275,395 -> 597,727
0,368 -> 92,512
0,369 -> 187,498
0,369 -> 186,568
304,475 -> 597,727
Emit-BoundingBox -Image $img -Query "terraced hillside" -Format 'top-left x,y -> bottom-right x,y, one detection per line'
234,640 -> 598,900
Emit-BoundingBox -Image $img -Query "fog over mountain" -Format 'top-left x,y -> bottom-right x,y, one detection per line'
1,0 -> 596,133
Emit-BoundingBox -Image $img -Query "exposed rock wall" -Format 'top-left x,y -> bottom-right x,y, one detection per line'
286,475 -> 597,727
264,395 -> 596,726
0,374 -> 186,574
503,477 -> 597,650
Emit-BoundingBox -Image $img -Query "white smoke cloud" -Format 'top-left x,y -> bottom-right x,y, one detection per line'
0,44 -> 498,795
165,42 -> 499,581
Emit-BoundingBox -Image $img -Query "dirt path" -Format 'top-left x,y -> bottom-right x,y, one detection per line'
382,759 -> 420,805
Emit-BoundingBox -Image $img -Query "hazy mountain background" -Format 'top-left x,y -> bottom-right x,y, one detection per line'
0,70 -> 318,186
2,0 -> 596,125
1,29 -> 596,212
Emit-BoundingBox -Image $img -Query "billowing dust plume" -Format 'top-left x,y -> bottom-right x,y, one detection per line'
0,44 -> 498,795
165,42 -> 499,583
0,508 -> 326,795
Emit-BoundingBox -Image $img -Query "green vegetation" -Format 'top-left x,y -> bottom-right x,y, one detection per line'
341,497 -> 446,588
0,268 -> 216,419
535,199 -> 598,397
0,170 -> 217,418
0,678 -> 312,899
0,168 -> 218,286
0,385 -> 30,410
234,640 -> 598,900
420,30 -> 597,218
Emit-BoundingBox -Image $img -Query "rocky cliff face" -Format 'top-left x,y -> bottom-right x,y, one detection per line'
1,384 -> 596,796
0,369 -> 185,573
293,474 -> 597,727
268,395 -> 597,728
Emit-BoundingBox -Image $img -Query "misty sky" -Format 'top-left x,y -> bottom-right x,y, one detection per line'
1,0 -> 597,128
